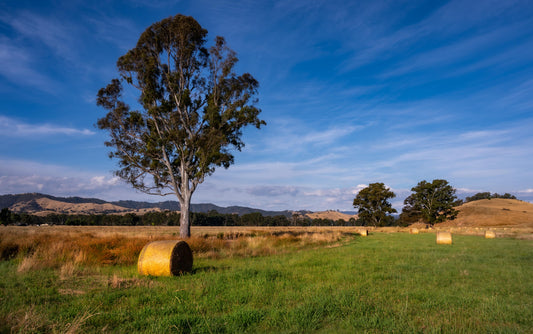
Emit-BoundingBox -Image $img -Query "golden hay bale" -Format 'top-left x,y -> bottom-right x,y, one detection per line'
485,230 -> 496,239
359,229 -> 368,236
138,240 -> 192,276
410,228 -> 419,234
436,231 -> 452,245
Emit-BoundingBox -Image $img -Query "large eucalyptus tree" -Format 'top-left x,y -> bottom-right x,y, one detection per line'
96,15 -> 265,237
401,179 -> 461,225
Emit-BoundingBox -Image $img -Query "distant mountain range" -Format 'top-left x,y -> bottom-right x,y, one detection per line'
0,193 -> 305,217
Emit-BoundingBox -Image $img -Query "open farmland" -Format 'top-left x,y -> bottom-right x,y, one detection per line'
1,225 -> 532,333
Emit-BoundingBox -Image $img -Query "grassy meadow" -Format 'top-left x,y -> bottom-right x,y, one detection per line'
0,226 -> 532,333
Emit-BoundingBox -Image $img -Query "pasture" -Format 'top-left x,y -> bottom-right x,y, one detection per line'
1,225 -> 532,333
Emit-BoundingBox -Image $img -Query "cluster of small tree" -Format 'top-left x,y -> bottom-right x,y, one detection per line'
353,179 -> 464,227
0,210 -> 181,226
0,208 -> 360,227
465,192 -> 516,202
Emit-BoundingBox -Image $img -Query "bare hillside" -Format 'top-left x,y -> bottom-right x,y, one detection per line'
440,198 -> 533,228
305,210 -> 357,221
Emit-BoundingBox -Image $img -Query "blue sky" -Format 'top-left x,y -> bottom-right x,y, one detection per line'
1,0 -> 532,211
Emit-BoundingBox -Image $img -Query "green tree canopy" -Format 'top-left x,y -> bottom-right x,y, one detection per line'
465,192 -> 517,202
0,208 -> 13,225
401,179 -> 462,225
353,182 -> 397,227
96,15 -> 265,238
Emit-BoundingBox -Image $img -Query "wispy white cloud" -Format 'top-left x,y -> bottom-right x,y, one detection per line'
247,185 -> 300,197
0,38 -> 58,92
83,14 -> 139,51
0,116 -> 95,137
0,158 -> 122,198
381,23 -> 522,79
341,0 -> 531,72
1,11 -> 79,63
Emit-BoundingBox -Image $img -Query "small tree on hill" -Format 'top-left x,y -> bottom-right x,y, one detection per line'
401,179 -> 461,226
96,15 -> 265,238
353,182 -> 397,227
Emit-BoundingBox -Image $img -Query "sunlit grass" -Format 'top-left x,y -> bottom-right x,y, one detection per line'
1,229 -> 532,333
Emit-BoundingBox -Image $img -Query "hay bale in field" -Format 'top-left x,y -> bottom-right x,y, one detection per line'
138,240 -> 193,276
485,230 -> 496,239
410,228 -> 419,234
358,229 -> 368,236
436,231 -> 452,245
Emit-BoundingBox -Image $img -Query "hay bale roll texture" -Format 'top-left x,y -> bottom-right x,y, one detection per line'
436,231 -> 452,245
485,230 -> 496,239
138,240 -> 193,276
410,228 -> 419,234
359,229 -> 368,236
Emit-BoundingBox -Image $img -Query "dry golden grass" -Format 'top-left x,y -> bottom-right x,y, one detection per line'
0,226 -> 356,271
305,210 -> 357,221
440,198 -> 533,228
2,222 -> 531,273
3,305 -> 46,333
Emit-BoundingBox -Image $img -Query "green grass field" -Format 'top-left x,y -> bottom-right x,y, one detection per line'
1,232 -> 532,333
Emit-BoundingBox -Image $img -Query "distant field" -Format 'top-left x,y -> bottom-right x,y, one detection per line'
1,226 -> 532,333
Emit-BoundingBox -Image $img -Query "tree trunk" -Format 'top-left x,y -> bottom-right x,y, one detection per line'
179,193 -> 192,238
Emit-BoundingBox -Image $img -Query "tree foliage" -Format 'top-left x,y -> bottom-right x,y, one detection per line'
2,211 -> 367,227
96,15 -> 265,237
0,208 -> 12,225
465,192 -> 517,202
353,182 -> 397,227
401,179 -> 461,225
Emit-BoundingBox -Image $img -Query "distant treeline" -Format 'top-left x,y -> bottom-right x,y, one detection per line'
0,209 -> 369,227
465,192 -> 516,203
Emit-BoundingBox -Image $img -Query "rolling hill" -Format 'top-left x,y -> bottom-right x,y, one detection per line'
2,194 -> 532,228
305,210 -> 358,221
440,198 -> 533,228
0,193 -> 295,217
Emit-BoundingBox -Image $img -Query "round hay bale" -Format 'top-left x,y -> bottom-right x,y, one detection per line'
359,229 -> 368,236
485,230 -> 496,239
436,231 -> 452,245
138,240 -> 193,276
410,228 -> 419,234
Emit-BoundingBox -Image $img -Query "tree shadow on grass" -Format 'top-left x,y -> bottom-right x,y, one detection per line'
192,265 -> 228,274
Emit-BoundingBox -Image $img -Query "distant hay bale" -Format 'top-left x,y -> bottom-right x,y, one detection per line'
138,240 -> 193,276
359,229 -> 368,236
485,230 -> 496,239
409,228 -> 419,234
436,232 -> 452,245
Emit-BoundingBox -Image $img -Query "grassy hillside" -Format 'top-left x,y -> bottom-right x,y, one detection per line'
440,198 -> 533,228
305,210 -> 357,221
